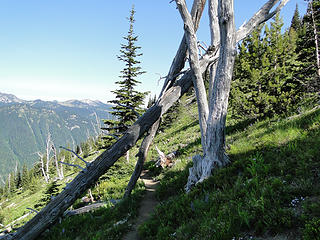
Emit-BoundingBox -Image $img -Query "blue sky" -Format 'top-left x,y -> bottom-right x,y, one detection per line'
0,0 -> 308,103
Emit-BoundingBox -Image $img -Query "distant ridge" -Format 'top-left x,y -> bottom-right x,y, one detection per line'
0,92 -> 25,104
0,92 -> 112,180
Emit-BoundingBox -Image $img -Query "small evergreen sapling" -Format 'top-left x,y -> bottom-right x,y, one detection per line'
102,6 -> 148,149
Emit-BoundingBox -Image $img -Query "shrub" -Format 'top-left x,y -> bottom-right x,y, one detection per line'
303,218 -> 320,240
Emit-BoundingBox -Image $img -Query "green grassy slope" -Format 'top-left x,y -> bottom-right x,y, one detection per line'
1,97 -> 319,239
139,100 -> 320,240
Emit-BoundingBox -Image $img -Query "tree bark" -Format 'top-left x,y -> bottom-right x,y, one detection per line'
124,119 -> 160,198
310,1 -> 320,76
2,51 -> 215,240
52,145 -> 63,180
182,0 -> 236,190
160,0 -> 207,97
176,0 -> 209,148
208,0 -> 220,99
178,0 -> 290,191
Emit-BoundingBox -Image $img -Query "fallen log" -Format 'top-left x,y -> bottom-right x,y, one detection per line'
155,146 -> 178,168
63,201 -> 120,217
124,119 -> 160,198
1,49 -> 215,240
124,0 -> 207,199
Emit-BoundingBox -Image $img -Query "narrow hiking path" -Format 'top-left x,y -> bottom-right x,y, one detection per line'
123,170 -> 159,240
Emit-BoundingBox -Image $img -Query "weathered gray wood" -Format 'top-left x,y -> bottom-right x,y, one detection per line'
160,0 -> 206,97
180,0 -> 290,191
124,119 -> 160,198
2,49 -> 215,240
125,0 -> 207,198
310,1 -> 320,76
64,202 -> 108,217
236,0 -> 289,42
208,0 -> 220,99
176,0 -> 209,148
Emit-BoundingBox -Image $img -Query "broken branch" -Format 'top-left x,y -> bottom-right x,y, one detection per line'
59,146 -> 90,167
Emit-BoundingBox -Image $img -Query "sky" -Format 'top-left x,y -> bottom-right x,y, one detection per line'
0,0 -> 308,103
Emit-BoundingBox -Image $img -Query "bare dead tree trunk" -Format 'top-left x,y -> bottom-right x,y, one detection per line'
124,0 -> 208,198
200,0 -> 236,181
51,145 -> 63,180
124,119 -> 160,198
310,1 -> 320,76
7,173 -> 11,192
174,0 -> 290,191
159,0 -> 207,97
36,152 -> 49,183
176,0 -> 209,149
60,155 -> 65,179
45,133 -> 52,180
2,52 -> 215,239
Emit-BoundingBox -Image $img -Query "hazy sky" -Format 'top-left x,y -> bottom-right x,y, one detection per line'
0,0 -> 308,103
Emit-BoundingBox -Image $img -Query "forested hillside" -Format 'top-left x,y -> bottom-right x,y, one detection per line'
0,92 -> 113,182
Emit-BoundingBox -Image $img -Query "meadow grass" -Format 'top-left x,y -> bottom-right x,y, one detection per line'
139,104 -> 320,240
1,98 -> 319,239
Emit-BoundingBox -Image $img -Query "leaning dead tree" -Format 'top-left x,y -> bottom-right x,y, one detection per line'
124,0 -> 207,198
174,0 -> 289,191
1,1 -> 289,239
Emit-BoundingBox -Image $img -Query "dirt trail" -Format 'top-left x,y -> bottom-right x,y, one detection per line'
123,170 -> 159,240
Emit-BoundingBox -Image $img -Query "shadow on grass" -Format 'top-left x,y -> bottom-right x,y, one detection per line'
248,107 -> 320,141
226,117 -> 259,135
164,120 -> 199,139
154,113 -> 320,202
38,187 -> 145,240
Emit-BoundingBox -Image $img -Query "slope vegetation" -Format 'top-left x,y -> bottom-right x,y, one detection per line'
0,96 -> 112,179
1,96 -> 319,239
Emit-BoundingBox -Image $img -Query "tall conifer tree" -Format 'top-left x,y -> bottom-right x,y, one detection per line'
102,6 -> 147,148
290,4 -> 302,31
296,0 -> 320,92
230,14 -> 302,119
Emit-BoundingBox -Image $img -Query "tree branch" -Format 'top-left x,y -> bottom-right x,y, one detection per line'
175,0 -> 209,147
160,0 -> 207,97
117,103 -> 141,118
124,119 -> 160,197
236,0 -> 290,42
26,208 -> 39,214
59,146 -> 90,167
58,161 -> 84,171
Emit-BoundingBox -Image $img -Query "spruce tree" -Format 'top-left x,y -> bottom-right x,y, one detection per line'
230,14 -> 303,119
102,6 -> 147,148
290,4 -> 302,31
296,0 -> 320,92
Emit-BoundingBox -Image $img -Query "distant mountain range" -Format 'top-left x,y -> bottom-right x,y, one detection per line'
0,92 -> 113,181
